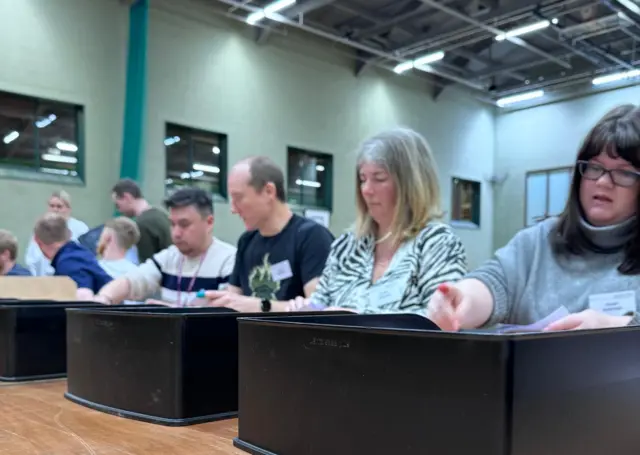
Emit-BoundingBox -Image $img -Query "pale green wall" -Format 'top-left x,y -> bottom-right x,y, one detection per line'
0,0 -> 128,257
144,0 -> 496,269
0,0 -> 497,270
493,85 -> 640,250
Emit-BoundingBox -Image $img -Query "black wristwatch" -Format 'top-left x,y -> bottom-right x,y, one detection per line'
261,299 -> 272,312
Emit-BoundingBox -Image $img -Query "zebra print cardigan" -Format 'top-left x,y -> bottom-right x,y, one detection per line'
309,222 -> 468,314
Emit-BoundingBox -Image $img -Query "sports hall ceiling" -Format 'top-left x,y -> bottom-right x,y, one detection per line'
210,0 -> 640,109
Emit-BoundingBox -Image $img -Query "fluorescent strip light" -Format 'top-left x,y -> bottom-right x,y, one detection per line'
41,167 -> 70,176
316,165 -> 325,171
247,0 -> 296,25
592,69 -> 640,86
164,136 -> 180,146
393,51 -> 446,75
2,131 -> 19,144
42,153 -> 77,164
496,90 -> 544,107
296,179 -> 321,188
495,20 -> 550,41
193,163 -> 220,173
413,51 -> 445,66
56,141 -> 78,153
36,114 -> 57,129
212,146 -> 220,154
393,61 -> 414,74
619,0 -> 640,16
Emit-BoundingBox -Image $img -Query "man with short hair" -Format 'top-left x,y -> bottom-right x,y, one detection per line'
205,156 -> 334,312
112,179 -> 172,263
0,230 -> 31,276
95,187 -> 236,307
97,217 -> 140,278
25,190 -> 89,276
34,213 -> 112,297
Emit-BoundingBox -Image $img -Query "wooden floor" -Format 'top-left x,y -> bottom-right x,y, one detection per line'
0,380 -> 244,454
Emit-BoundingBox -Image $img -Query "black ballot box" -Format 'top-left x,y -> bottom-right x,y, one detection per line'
64,307 -> 345,426
233,313 -> 640,455
0,300 -> 106,381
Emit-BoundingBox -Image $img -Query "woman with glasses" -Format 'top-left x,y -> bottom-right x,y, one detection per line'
428,104 -> 640,332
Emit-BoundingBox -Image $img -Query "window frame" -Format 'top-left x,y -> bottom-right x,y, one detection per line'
164,122 -> 229,202
0,89 -> 85,186
523,165 -> 574,227
450,176 -> 481,229
286,146 -> 333,212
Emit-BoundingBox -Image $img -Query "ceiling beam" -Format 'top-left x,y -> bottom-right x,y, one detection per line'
419,0 -> 572,69
255,0 -> 336,44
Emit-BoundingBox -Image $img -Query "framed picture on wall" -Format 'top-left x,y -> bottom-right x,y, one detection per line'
524,166 -> 573,227
450,177 -> 481,229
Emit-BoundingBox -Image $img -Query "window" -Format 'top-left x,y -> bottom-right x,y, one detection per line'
0,90 -> 83,183
525,166 -> 573,226
287,147 -> 333,211
164,123 -> 228,199
451,177 -> 481,228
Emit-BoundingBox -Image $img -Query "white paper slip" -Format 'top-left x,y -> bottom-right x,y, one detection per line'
495,306 -> 570,333
588,290 -> 636,317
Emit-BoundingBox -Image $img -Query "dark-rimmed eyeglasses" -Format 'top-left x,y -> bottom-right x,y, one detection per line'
577,160 -> 640,188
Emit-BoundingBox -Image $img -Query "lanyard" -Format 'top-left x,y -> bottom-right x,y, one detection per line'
176,250 -> 208,307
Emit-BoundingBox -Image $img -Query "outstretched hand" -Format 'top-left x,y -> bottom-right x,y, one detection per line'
544,309 -> 632,331
426,283 -> 467,331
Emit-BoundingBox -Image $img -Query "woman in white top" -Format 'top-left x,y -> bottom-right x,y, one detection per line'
25,190 -> 89,276
297,127 -> 467,314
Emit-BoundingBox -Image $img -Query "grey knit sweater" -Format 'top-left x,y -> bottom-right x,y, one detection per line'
466,217 -> 640,327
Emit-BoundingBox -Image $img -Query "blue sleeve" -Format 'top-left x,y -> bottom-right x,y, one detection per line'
58,265 -> 95,290
297,224 -> 335,287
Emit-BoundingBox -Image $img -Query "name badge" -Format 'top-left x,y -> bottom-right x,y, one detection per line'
370,283 -> 406,307
270,260 -> 293,282
588,290 -> 636,316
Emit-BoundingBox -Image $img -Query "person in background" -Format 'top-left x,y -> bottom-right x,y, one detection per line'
0,230 -> 31,276
291,128 -> 467,314
428,104 -> 640,332
94,187 -> 236,307
25,190 -> 89,276
34,213 -> 112,299
111,179 -> 172,263
97,217 -> 140,278
205,156 -> 334,312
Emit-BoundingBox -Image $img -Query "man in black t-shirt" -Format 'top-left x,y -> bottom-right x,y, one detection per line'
205,156 -> 334,312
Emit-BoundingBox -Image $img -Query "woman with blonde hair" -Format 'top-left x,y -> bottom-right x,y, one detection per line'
295,127 -> 467,314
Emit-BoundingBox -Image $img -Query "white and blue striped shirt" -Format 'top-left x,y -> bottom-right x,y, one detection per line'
124,238 -> 236,307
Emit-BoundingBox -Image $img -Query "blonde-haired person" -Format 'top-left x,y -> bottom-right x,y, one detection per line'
97,217 -> 140,279
297,127 -> 467,314
25,190 -> 89,276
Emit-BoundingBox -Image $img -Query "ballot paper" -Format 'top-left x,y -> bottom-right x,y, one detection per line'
492,306 -> 570,334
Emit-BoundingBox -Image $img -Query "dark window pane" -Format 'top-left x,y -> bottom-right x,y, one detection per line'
165,123 -> 227,198
287,147 -> 332,211
0,90 -> 82,180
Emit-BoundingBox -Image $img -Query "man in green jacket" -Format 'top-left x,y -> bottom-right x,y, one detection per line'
111,179 -> 172,263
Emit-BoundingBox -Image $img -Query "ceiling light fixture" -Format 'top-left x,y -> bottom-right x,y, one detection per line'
2,131 -> 19,144
592,69 -> 640,86
296,179 -> 321,188
42,153 -> 78,164
496,90 -> 544,107
193,163 -> 220,173
56,141 -> 78,153
247,0 -> 296,25
618,0 -> 640,16
393,51 -> 446,74
164,136 -> 180,146
495,20 -> 550,41
36,114 -> 57,129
